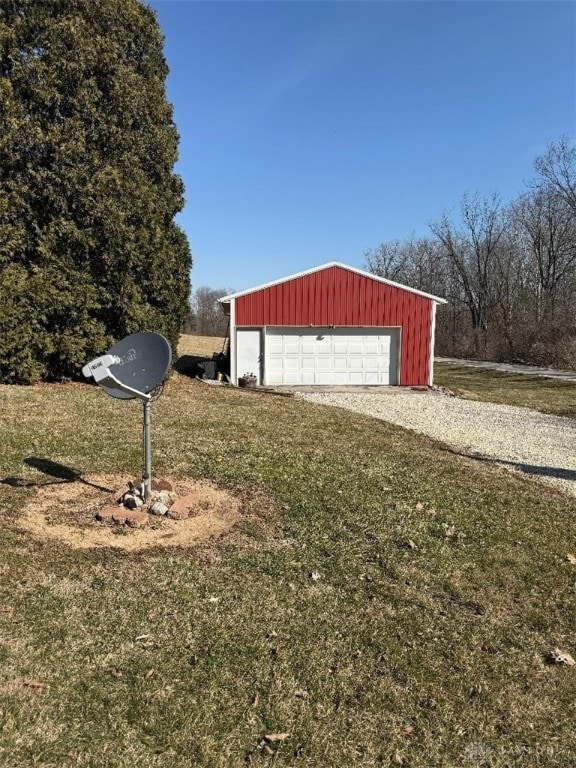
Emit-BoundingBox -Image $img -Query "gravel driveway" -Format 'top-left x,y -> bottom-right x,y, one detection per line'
297,390 -> 576,497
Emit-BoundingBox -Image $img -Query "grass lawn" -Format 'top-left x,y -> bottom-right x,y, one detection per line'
0,338 -> 575,766
434,363 -> 576,419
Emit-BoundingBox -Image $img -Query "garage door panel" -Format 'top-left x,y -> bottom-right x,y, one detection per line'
267,371 -> 283,384
268,340 -> 284,355
333,357 -> 347,371
265,328 -> 398,386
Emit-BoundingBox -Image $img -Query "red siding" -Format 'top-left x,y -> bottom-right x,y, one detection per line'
235,265 -> 433,386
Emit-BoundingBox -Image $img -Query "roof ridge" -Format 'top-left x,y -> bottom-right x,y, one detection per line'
219,262 -> 446,304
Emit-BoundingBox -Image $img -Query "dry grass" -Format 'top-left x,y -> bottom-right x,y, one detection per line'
17,475 -> 241,551
435,363 -> 576,418
0,365 -> 575,766
178,333 -> 225,358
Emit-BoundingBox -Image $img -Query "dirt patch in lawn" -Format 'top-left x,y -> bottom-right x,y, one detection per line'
17,474 -> 242,551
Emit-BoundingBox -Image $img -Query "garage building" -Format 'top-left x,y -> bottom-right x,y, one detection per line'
219,262 -> 446,387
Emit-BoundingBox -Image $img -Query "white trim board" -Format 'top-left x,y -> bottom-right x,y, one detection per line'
219,262 -> 447,306
428,301 -> 437,387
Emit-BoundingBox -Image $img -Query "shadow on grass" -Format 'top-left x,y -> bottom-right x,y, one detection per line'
447,448 -> 576,484
509,463 -> 576,482
0,457 -> 113,492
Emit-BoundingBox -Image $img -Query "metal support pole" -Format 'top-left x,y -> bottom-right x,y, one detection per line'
142,399 -> 152,499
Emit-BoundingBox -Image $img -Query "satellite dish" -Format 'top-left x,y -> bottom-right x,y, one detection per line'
81,331 -> 172,498
101,332 -> 172,400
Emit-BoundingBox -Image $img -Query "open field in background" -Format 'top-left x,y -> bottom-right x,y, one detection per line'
434,363 -> 576,419
178,333 -> 226,359
0,341 -> 575,765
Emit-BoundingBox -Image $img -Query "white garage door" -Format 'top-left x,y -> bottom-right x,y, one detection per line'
265,327 -> 399,386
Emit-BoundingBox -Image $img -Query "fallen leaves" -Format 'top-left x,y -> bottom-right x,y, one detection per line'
258,732 -> 290,756
309,571 -> 321,581
108,668 -> 123,678
22,679 -> 47,692
442,523 -> 457,539
442,522 -> 465,541
547,648 -> 575,666
414,501 -> 438,516
264,733 -> 290,743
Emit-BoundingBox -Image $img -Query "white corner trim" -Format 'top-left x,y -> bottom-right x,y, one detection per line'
229,298 -> 237,385
218,262 -> 447,305
428,301 -> 438,387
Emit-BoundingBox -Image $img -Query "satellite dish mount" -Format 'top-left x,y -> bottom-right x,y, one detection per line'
82,332 -> 172,498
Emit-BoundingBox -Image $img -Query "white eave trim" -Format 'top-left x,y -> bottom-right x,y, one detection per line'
218,261 -> 447,306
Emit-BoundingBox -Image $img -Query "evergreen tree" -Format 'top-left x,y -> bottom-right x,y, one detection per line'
0,0 -> 191,382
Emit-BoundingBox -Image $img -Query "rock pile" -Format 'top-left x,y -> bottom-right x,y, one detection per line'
95,478 -> 200,528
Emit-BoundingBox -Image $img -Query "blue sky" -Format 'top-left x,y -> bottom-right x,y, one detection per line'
148,1 -> 576,293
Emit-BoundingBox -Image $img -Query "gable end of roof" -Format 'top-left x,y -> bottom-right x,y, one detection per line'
219,262 -> 447,304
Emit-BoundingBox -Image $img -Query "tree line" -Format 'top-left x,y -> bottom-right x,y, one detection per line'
365,138 -> 576,367
182,286 -> 231,338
